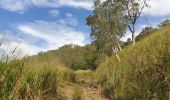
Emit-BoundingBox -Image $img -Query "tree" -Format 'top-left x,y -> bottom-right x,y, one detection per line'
82,45 -> 98,70
87,0 -> 126,60
122,38 -> 132,48
158,19 -> 170,28
55,44 -> 85,69
136,26 -> 156,41
124,0 -> 149,46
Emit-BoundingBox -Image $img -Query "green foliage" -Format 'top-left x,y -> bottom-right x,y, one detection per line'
32,44 -> 98,70
125,0 -> 149,45
74,45 -> 97,70
87,0 -> 126,56
54,44 -> 85,69
95,24 -> 170,99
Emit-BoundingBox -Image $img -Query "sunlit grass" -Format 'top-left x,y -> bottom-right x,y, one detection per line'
95,24 -> 170,99
0,23 -> 170,100
0,46 -> 76,99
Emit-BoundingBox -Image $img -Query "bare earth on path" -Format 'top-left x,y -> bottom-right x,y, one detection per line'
60,83 -> 108,100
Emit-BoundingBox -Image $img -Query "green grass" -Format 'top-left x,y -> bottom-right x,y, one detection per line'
0,59 -> 76,99
95,24 -> 170,99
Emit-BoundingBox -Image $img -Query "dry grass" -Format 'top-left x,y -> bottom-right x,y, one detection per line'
0,55 -> 76,99
95,24 -> 170,99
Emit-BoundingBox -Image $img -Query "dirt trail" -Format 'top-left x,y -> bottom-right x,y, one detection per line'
60,83 -> 108,100
81,84 -> 108,100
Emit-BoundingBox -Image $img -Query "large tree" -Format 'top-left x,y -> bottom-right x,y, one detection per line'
87,0 -> 126,60
124,0 -> 149,46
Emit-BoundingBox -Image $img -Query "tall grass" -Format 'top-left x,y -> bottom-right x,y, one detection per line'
95,24 -> 170,99
0,61 -> 76,99
0,46 -> 76,99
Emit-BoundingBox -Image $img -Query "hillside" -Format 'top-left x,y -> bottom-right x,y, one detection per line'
0,0 -> 170,99
95,24 -> 170,99
0,24 -> 170,99
23,44 -> 98,70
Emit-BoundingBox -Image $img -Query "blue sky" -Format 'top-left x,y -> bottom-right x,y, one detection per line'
0,0 -> 170,56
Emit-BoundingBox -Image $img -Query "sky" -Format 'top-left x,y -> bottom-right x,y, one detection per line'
0,0 -> 170,56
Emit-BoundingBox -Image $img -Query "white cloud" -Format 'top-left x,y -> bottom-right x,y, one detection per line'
143,0 -> 170,16
66,13 -> 73,17
0,0 -> 30,13
49,9 -> 60,17
0,0 -> 170,17
0,12 -> 86,56
58,0 -> 93,10
0,33 -> 43,58
15,19 -> 85,54
0,18 -> 86,56
65,13 -> 79,26
0,0 -> 93,13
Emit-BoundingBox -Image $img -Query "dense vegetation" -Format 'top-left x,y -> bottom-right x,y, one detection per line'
30,44 -> 98,70
0,0 -> 170,99
0,20 -> 169,100
0,60 -> 75,99
95,23 -> 170,99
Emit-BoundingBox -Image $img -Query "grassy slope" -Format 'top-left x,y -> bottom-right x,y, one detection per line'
0,46 -> 99,99
0,24 -> 170,99
95,24 -> 170,99
0,57 -> 76,99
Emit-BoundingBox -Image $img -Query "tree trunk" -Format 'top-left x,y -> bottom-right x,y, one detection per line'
112,47 -> 120,61
115,53 -> 120,61
132,32 -> 135,46
116,42 -> 122,51
128,24 -> 136,46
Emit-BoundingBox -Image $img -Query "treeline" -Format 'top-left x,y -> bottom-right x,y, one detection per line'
35,44 -> 98,70
28,19 -> 170,71
24,0 -> 170,71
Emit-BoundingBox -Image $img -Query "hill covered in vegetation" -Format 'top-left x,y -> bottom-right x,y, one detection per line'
0,22 -> 169,100
94,23 -> 170,99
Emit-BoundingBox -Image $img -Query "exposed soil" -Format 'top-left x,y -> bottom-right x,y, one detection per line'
60,83 -> 108,100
